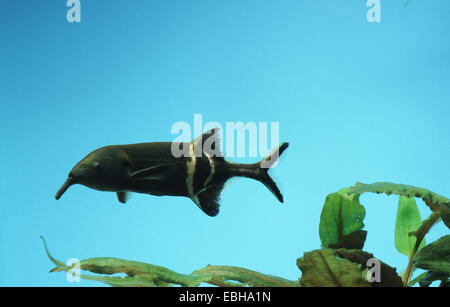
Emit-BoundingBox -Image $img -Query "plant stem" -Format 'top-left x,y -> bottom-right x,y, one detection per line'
403,213 -> 440,286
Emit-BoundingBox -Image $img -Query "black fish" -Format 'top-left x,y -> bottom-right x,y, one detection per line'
55,128 -> 289,217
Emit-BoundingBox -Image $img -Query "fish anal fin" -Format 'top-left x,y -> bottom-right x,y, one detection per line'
117,191 -> 130,204
193,183 -> 225,217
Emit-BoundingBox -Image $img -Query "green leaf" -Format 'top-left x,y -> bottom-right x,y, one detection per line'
41,236 -> 207,287
413,235 -> 450,275
441,212 -> 450,229
417,271 -> 449,287
192,265 -> 298,287
297,249 -> 370,287
337,187 -> 360,202
347,182 -> 450,217
41,236 -> 298,287
406,271 -> 428,287
319,190 -> 366,249
395,196 -> 425,258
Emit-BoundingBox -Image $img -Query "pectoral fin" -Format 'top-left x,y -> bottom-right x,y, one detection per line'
130,163 -> 176,181
116,191 -> 130,204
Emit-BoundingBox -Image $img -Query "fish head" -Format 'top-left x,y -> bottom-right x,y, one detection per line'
55,146 -> 131,199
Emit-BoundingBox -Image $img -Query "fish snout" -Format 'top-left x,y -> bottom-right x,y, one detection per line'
55,176 -> 75,200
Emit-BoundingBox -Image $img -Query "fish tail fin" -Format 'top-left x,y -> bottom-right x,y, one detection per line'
196,142 -> 289,215
255,142 -> 289,203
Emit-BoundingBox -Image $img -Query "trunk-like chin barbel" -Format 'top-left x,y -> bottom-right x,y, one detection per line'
55,177 -> 74,200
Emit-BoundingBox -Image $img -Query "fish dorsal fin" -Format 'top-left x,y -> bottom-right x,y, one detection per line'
192,183 -> 225,217
130,163 -> 176,180
191,128 -> 223,159
116,191 -> 130,204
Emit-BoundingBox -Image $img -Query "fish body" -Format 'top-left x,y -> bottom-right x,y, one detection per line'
55,129 -> 289,216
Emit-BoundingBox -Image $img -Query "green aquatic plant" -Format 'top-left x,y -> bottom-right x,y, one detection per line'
42,181 -> 450,287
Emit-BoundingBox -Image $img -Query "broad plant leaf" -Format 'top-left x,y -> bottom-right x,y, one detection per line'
395,196 -> 425,258
347,182 -> 450,222
297,249 -> 370,287
328,230 -> 367,250
334,249 -> 403,287
441,213 -> 450,230
413,235 -> 450,275
319,189 -> 366,249
418,271 -> 449,287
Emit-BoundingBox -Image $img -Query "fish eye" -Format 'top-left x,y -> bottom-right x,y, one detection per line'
94,162 -> 102,171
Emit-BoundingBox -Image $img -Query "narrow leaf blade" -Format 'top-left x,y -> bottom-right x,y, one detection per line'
395,196 -> 425,257
347,182 -> 450,216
